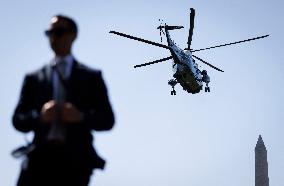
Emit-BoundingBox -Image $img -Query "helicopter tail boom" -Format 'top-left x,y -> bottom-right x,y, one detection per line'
157,25 -> 184,30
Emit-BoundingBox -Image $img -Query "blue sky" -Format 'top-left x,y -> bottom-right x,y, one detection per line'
0,0 -> 283,186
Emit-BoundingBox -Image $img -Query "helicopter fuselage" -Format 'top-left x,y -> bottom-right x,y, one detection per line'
166,29 -> 203,94
109,8 -> 268,95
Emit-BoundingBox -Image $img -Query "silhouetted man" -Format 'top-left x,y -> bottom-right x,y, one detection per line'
12,15 -> 115,186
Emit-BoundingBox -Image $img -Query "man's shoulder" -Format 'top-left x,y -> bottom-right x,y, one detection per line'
75,61 -> 102,77
24,64 -> 49,81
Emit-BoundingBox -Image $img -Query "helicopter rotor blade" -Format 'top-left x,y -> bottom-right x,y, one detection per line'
191,34 -> 269,52
192,54 -> 224,72
187,8 -> 195,50
110,31 -> 171,50
134,56 -> 173,68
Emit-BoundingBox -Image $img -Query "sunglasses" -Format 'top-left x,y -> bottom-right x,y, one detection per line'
44,27 -> 73,37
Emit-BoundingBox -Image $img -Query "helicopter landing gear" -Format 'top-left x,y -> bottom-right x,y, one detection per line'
204,81 -> 211,92
168,79 -> 178,95
205,86 -> 210,92
202,70 -> 211,93
171,90 -> 176,95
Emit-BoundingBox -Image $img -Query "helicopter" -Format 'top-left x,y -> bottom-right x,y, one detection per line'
109,8 -> 269,95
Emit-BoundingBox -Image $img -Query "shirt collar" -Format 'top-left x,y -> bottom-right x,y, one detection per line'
52,54 -> 74,78
54,54 -> 74,65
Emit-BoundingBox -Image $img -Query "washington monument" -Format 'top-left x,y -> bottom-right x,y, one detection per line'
255,135 -> 269,186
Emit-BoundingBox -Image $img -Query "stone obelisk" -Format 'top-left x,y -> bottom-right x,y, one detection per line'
255,135 -> 269,186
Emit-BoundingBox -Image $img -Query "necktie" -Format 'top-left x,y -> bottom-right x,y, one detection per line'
55,60 -> 67,104
47,60 -> 68,144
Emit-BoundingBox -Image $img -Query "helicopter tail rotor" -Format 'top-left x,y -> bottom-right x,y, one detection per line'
158,19 -> 165,42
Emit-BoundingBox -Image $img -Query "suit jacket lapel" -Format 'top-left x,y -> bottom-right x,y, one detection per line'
69,59 -> 79,81
65,59 -> 80,102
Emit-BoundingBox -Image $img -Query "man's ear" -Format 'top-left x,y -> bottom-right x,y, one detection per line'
71,32 -> 77,42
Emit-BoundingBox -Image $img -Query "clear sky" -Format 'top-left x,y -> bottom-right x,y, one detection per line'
0,0 -> 283,186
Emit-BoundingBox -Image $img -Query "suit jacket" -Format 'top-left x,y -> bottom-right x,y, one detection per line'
12,59 -> 115,170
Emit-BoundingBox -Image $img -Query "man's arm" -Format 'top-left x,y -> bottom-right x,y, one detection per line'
83,72 -> 115,131
12,75 -> 40,132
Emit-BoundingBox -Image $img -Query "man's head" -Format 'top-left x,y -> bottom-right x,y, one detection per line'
45,15 -> 78,57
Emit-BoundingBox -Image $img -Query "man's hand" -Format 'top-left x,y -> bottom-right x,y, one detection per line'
61,102 -> 83,123
40,101 -> 82,124
40,100 -> 56,123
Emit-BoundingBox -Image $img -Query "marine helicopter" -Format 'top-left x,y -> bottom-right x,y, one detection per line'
109,8 -> 269,95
